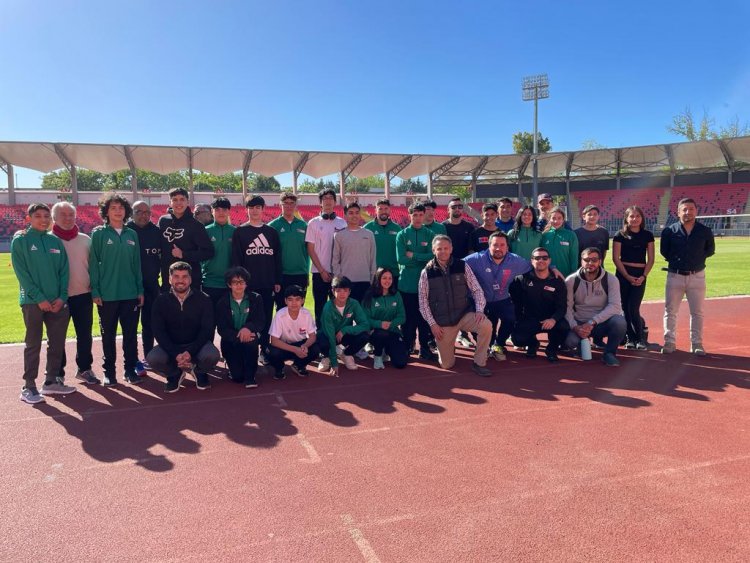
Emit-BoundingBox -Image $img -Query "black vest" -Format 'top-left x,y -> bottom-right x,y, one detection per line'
425,258 -> 471,327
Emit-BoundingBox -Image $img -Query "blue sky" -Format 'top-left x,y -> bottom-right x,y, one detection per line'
2,0 -> 749,188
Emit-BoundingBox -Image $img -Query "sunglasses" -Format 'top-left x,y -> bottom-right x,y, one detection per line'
531,255 -> 550,261
582,258 -> 601,263
449,205 -> 464,209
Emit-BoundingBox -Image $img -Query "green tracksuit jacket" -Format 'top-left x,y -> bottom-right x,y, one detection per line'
320,299 -> 370,367
202,222 -> 236,289
364,219 -> 401,272
363,292 -> 405,334
396,225 -> 435,293
90,224 -> 144,301
11,227 -> 69,305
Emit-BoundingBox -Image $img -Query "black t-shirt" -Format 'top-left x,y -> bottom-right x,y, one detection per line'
613,229 -> 654,263
443,220 -> 476,259
470,227 -> 496,252
575,226 -> 610,259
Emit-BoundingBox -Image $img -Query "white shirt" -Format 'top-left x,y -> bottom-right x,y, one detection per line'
60,233 -> 91,297
269,307 -> 317,343
305,215 -> 347,273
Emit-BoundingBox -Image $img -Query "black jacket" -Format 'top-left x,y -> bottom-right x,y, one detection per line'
152,289 -> 214,358
127,219 -> 162,292
660,221 -> 715,272
215,291 -> 266,343
509,270 -> 567,322
231,223 -> 282,290
158,208 -> 214,288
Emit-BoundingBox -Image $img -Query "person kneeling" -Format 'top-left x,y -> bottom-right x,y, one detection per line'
267,285 -> 320,379
361,267 -> 408,369
216,267 -> 265,389
509,247 -> 569,362
148,262 -> 219,393
317,276 -> 370,376
418,235 -> 493,376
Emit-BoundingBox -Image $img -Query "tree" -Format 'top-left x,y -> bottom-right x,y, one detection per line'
345,175 -> 385,193
580,139 -> 605,150
512,131 -> 551,154
667,106 -> 750,141
393,178 -> 427,194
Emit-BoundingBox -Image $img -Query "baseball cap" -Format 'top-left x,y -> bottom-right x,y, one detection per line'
537,193 -> 553,203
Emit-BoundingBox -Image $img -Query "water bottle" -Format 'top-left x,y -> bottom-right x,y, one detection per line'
580,338 -> 592,361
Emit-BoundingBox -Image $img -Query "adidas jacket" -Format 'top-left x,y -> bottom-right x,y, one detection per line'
10,227 -> 69,305
90,224 -> 144,301
231,223 -> 282,290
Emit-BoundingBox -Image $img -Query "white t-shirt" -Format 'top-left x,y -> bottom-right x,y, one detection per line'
269,307 -> 317,343
305,215 -> 347,273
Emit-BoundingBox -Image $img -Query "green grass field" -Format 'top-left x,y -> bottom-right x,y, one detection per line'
1,237 -> 747,343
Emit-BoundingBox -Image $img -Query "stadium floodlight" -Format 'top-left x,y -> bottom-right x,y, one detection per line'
522,73 -> 550,205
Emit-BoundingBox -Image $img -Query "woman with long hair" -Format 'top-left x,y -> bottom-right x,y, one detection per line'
507,205 -> 542,260
612,205 -> 654,349
361,267 -> 408,369
540,206 -> 579,276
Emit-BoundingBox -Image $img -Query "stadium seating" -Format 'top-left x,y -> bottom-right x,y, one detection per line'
666,184 -> 750,223
572,188 -> 665,231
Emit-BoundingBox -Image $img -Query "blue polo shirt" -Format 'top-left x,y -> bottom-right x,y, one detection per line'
464,250 -> 531,303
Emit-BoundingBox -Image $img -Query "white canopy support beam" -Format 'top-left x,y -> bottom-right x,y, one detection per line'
565,152 -> 575,196
123,145 -> 138,200
614,148 -> 622,190
293,152 -> 310,195
187,148 -> 194,205
470,156 -> 488,202
54,144 -> 77,206
664,145 -> 675,187
341,154 -> 363,200
241,150 -> 253,200
386,155 -> 413,198
518,154 -> 531,202
716,139 -> 735,184
0,153 -> 14,205
428,156 -> 461,199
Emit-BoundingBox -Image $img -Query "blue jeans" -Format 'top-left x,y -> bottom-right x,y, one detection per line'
566,315 -> 627,355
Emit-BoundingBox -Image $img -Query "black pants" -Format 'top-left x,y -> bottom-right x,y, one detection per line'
267,339 -> 321,375
274,274 -> 309,311
401,291 -> 431,353
147,341 -> 220,382
617,267 -> 647,343
317,331 -> 370,360
203,286 -> 229,311
485,298 -> 516,347
312,273 -> 332,326
60,292 -> 94,377
220,338 -> 260,384
140,285 -> 159,357
368,329 -> 408,368
511,317 -> 570,352
98,299 -> 140,378
249,287 -> 274,351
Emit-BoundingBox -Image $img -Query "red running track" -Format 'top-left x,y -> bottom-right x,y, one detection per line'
0,298 -> 748,561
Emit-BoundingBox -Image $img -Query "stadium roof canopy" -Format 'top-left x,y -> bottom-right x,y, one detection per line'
1,136 -> 750,201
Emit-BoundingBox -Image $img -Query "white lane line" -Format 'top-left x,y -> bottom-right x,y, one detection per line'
296,433 -> 321,463
43,463 -> 63,483
341,514 -> 382,563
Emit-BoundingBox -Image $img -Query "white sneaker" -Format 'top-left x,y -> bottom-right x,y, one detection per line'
318,357 -> 331,372
373,356 -> 385,370
490,345 -> 506,361
343,355 -> 358,370
383,353 -> 390,362
41,382 -> 77,395
691,344 -> 706,356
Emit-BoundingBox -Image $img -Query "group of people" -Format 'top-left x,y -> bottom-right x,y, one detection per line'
11,187 -> 714,405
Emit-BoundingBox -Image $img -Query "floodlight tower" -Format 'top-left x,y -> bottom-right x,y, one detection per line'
522,74 -> 549,205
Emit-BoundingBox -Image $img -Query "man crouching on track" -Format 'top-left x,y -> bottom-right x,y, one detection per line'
148,261 -> 219,393
418,235 -> 492,376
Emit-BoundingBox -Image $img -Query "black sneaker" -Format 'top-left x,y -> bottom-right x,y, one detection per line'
165,379 -> 179,393
273,371 -> 287,381
592,339 -> 606,350
124,371 -> 143,385
289,364 -> 309,378
545,349 -> 559,363
525,344 -> 538,358
102,375 -> 118,387
195,373 -> 211,390
244,379 -> 259,389
418,350 -> 438,362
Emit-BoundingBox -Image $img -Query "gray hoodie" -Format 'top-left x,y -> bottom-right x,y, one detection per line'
565,267 -> 622,326
332,227 -> 377,284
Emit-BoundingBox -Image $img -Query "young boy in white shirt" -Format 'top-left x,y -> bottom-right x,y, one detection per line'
267,285 -> 320,379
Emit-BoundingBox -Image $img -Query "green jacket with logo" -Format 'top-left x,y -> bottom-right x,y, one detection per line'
362,292 -> 405,334
396,225 -> 435,293
269,215 -> 309,275
11,227 -> 69,305
202,222 -> 236,289
364,219 -> 401,272
320,298 -> 370,367
90,224 -> 143,301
